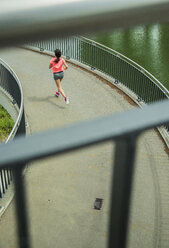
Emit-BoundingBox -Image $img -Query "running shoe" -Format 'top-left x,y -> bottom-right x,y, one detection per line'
65,97 -> 69,104
55,92 -> 60,97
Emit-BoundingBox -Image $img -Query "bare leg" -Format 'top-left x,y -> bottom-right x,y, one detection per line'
55,79 -> 66,98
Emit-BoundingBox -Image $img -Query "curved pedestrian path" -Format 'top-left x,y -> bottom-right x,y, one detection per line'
0,47 -> 169,248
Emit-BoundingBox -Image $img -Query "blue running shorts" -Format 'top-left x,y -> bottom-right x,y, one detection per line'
53,71 -> 64,80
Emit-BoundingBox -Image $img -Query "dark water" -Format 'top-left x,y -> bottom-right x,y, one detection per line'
90,23 -> 169,91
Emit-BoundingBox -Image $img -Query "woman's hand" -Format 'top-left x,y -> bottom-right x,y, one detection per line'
63,60 -> 68,70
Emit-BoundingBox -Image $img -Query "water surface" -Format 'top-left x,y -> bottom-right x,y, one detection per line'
90,23 -> 169,91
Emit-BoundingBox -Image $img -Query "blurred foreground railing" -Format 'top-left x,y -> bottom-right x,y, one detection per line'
1,0 -> 169,47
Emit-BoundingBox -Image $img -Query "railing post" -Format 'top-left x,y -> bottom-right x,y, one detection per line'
13,165 -> 31,248
108,135 -> 137,248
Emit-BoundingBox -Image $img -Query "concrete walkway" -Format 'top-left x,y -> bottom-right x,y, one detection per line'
0,47 -> 169,248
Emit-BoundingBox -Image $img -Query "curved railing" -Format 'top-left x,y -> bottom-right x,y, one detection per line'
27,36 -> 169,131
0,58 -> 25,198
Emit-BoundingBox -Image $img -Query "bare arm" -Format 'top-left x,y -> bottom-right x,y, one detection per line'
49,63 -> 52,69
63,60 -> 68,70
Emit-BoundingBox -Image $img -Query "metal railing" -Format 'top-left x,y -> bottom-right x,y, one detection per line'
0,58 -> 25,199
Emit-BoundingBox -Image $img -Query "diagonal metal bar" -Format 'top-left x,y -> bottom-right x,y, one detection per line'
108,136 -> 137,248
1,0 -> 169,47
0,99 -> 169,169
0,99 -> 169,170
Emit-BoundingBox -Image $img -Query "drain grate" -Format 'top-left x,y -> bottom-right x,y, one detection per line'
94,198 -> 103,210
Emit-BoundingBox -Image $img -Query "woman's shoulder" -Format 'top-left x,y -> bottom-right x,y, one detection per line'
60,57 -> 65,62
50,57 -> 56,63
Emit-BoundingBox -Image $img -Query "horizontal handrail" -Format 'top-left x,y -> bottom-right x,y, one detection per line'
1,0 -> 169,47
0,99 -> 169,169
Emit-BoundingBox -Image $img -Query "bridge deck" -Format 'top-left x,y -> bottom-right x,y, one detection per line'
0,47 -> 169,248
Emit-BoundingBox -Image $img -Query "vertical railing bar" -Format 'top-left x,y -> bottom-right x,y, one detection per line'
153,83 -> 157,102
9,169 -> 13,181
75,37 -> 77,61
74,36 -> 76,59
0,169 -> 5,194
13,165 -> 31,248
76,38 -> 78,61
6,169 -> 11,185
72,37 -> 75,59
3,169 -> 8,190
108,135 -> 137,248
77,38 -> 79,62
0,183 -> 2,198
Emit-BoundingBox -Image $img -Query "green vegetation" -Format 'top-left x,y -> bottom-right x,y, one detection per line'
0,105 -> 14,142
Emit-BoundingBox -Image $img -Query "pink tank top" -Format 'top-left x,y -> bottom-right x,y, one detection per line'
50,57 -> 65,73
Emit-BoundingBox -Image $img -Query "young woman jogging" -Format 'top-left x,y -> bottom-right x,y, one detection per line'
49,49 -> 69,104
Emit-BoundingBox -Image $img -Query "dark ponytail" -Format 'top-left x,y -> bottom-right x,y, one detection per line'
54,49 -> 61,63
